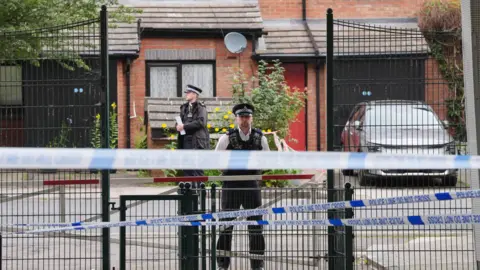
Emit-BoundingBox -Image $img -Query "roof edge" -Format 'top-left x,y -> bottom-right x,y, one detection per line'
141,28 -> 264,37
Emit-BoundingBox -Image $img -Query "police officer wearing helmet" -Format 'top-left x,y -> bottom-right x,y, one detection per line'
176,84 -> 210,188
214,103 -> 268,270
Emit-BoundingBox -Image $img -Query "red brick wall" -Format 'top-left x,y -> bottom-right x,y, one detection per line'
259,0 -> 427,19
320,65 -> 327,151
117,60 -> 127,149
305,64 -> 327,151
306,63 -> 317,151
118,37 -> 255,148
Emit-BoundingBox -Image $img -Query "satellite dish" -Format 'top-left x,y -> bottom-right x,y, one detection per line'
224,32 -> 247,54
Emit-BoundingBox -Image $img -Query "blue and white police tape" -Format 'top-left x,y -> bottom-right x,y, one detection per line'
0,147 -> 477,170
5,189 -> 480,229
3,214 -> 480,235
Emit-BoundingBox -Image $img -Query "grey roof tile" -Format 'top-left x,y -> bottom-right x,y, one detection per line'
122,3 -> 263,30
107,2 -> 263,54
256,19 -> 429,56
108,22 -> 140,54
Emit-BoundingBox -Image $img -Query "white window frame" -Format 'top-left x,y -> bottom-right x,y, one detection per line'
147,62 -> 216,98
0,66 -> 22,105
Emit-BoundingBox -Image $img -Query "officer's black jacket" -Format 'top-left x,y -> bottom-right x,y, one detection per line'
176,101 -> 210,150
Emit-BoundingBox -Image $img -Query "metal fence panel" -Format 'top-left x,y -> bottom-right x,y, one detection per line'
119,194 -> 195,270
0,12 -> 109,270
326,10 -> 475,269
210,184 -> 327,270
116,180 -> 328,270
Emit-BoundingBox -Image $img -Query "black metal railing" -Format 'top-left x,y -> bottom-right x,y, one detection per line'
0,7 -> 110,270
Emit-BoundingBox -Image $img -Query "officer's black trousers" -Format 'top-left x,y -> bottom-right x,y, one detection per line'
216,187 -> 265,269
181,135 -> 204,189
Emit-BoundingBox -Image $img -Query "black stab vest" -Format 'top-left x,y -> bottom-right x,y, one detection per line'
223,128 -> 264,187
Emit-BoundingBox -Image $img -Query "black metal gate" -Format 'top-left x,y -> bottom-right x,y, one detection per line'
326,8 -> 474,270
0,6 -> 110,270
118,185 -> 203,270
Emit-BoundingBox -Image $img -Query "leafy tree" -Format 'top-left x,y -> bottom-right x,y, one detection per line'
0,0 -> 140,67
230,60 -> 308,139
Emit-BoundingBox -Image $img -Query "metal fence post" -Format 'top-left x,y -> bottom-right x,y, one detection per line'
200,183 -> 207,270
179,183 -> 199,270
461,0 -> 480,268
344,183 -> 354,270
1,234 -> 3,270
59,186 -> 66,223
100,5 -> 111,270
119,197 -> 127,270
210,184 -> 217,270
326,8 -> 335,270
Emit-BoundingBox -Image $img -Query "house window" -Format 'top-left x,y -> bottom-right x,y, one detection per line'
0,66 -> 22,105
148,62 -> 215,98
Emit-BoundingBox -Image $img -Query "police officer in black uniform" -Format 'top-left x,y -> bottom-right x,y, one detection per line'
176,84 -> 210,188
214,103 -> 269,270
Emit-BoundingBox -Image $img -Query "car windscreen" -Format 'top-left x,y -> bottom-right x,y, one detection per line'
365,105 -> 443,129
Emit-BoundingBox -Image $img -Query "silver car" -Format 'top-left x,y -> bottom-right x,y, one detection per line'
340,100 -> 458,186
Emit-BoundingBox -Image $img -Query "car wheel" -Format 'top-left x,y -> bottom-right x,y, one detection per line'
441,176 -> 457,187
358,170 -> 373,186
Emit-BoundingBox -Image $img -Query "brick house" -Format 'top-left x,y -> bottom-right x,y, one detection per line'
107,0 -> 444,152
0,0 -> 448,152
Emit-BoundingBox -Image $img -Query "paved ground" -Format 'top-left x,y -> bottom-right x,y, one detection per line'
0,170 -> 477,269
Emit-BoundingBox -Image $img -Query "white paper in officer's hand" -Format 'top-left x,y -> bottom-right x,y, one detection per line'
175,116 -> 186,135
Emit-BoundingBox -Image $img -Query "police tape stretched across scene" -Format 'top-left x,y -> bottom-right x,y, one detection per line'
3,214 -> 480,236
4,189 -> 480,229
0,147 -> 477,170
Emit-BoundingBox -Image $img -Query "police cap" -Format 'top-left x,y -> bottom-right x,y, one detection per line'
232,103 -> 254,116
184,84 -> 202,95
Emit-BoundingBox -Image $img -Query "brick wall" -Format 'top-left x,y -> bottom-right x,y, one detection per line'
118,37 -> 255,148
117,60 -> 127,149
259,0 -> 427,19
306,63 -> 317,151
303,64 -> 327,152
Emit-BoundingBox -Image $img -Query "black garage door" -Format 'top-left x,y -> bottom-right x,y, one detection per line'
332,57 -> 426,148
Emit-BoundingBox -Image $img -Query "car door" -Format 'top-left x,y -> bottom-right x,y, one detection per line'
348,105 -> 365,152
342,104 -> 362,152
352,106 -> 366,152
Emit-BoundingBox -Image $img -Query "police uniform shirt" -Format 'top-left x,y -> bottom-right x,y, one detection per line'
215,128 -> 270,151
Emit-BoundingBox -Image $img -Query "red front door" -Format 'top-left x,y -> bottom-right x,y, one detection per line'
283,63 -> 306,151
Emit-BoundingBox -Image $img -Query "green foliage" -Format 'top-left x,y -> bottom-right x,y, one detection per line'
109,103 -> 118,149
430,42 -> 466,141
0,0 -> 141,68
90,114 -> 102,148
418,0 -> 465,141
90,103 -> 118,148
230,60 -> 308,138
47,122 -> 72,148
